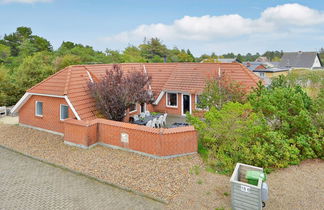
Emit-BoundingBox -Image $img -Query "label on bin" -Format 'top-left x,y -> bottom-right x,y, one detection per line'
240,185 -> 250,193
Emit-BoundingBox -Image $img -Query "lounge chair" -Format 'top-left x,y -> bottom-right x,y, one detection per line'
152,118 -> 158,128
157,115 -> 164,128
146,120 -> 152,127
163,113 -> 168,126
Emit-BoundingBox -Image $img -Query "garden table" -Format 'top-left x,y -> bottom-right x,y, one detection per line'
133,114 -> 163,126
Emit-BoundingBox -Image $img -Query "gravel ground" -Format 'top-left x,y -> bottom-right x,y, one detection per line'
167,160 -> 324,210
1,123 -> 323,209
0,124 -> 202,203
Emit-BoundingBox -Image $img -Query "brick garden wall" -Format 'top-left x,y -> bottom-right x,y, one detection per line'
64,118 -> 197,157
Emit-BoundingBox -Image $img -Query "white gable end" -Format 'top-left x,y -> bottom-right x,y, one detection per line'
312,55 -> 322,69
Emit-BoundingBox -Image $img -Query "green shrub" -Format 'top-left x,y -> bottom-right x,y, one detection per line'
189,75 -> 323,174
187,102 -> 300,174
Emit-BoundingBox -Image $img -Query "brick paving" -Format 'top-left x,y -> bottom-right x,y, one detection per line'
0,147 -> 163,210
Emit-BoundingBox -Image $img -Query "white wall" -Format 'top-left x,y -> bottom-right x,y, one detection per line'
312,55 -> 322,69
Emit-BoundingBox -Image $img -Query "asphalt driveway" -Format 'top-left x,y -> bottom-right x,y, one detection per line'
0,147 -> 163,210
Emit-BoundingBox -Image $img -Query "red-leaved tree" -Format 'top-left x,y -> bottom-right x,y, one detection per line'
88,64 -> 153,121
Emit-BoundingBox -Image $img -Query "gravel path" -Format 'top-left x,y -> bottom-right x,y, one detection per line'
0,147 -> 163,210
0,124 -> 202,202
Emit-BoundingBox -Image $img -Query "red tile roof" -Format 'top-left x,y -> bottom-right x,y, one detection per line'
27,63 -> 260,120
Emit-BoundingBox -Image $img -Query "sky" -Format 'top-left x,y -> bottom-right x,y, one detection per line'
1,0 -> 324,56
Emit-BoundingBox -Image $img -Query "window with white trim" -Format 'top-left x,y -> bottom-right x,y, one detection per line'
60,104 -> 69,120
35,101 -> 43,116
259,72 -> 265,78
129,104 -> 137,113
166,93 -> 177,107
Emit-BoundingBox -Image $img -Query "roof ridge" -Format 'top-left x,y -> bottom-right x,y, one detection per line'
83,65 -> 100,82
27,67 -> 69,94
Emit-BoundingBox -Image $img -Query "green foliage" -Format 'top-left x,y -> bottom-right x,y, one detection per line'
285,69 -> 324,97
0,27 -> 200,106
139,38 -> 168,61
123,46 -> 146,63
188,103 -> 300,174
1,26 -> 52,57
188,74 -> 324,174
197,78 -> 247,110
54,54 -> 82,70
0,44 -> 10,63
313,88 -> 324,129
249,83 -> 314,138
15,52 -> 55,88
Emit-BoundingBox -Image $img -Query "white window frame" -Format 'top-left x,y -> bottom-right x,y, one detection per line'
60,104 -> 69,121
166,92 -> 178,108
129,103 -> 137,113
259,72 -> 265,78
35,101 -> 43,117
181,93 -> 192,116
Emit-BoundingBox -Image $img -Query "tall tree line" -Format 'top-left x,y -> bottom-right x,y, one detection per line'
0,26 -> 290,106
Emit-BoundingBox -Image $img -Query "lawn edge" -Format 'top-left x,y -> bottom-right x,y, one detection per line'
0,144 -> 168,204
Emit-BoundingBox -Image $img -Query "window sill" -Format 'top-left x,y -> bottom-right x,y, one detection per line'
35,115 -> 43,118
166,105 -> 178,109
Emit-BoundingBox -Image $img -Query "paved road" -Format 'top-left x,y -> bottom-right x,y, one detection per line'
0,147 -> 163,210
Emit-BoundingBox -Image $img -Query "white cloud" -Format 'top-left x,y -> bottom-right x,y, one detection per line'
1,0 -> 52,3
261,3 -> 324,26
104,3 -> 324,44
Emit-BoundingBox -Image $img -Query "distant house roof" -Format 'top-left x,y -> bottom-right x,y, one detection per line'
268,62 -> 280,68
255,56 -> 269,62
253,67 -> 289,73
278,51 -> 322,69
200,58 -> 239,63
217,58 -> 238,63
243,62 -> 267,71
21,63 -> 260,120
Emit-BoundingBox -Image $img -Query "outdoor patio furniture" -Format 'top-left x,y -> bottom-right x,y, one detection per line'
170,122 -> 189,128
145,111 -> 150,116
162,113 -> 167,126
145,120 -> 153,127
0,106 -> 6,117
152,117 -> 158,128
140,112 -> 146,118
157,115 -> 164,128
133,113 -> 163,127
133,115 -> 139,121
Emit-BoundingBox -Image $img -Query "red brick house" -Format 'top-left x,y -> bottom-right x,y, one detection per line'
12,63 -> 259,134
10,63 -> 260,157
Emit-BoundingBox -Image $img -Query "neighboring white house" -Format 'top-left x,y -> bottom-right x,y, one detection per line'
278,51 -> 323,70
